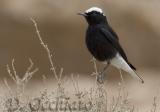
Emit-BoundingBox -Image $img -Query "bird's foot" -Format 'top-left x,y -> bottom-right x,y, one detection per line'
96,72 -> 105,84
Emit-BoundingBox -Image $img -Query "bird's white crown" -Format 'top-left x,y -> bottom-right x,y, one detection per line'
85,7 -> 103,14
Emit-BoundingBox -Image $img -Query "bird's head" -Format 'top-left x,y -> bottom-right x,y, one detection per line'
78,7 -> 107,25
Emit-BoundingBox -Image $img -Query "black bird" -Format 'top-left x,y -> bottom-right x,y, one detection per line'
78,7 -> 144,83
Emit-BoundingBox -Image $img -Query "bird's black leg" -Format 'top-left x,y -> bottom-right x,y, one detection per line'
97,61 -> 110,84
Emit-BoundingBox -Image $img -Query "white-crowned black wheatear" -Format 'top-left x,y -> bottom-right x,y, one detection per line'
78,7 -> 144,84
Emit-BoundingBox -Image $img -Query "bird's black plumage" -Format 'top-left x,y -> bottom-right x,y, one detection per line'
86,24 -> 117,61
84,11 -> 136,70
78,7 -> 144,83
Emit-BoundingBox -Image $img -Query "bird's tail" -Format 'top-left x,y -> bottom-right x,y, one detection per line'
127,68 -> 144,83
111,53 -> 144,83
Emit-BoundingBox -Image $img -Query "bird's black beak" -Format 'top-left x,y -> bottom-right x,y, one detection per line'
77,12 -> 87,17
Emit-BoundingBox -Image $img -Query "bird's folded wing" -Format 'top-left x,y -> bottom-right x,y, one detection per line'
100,27 -> 129,64
107,25 -> 119,40
100,27 -> 136,70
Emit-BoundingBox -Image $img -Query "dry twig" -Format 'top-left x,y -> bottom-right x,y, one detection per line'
30,18 -> 63,84
6,58 -> 38,96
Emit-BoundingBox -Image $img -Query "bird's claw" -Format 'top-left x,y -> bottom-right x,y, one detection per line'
96,72 -> 105,84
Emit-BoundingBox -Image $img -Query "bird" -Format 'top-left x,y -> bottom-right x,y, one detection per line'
78,7 -> 144,84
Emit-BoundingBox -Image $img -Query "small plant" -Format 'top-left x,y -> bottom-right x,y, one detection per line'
5,58 -> 38,97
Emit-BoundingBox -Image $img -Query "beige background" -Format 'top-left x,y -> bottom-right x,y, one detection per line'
0,0 -> 160,111
0,0 -> 159,79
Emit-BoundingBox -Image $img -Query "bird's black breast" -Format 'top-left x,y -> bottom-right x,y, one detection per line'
86,25 -> 117,61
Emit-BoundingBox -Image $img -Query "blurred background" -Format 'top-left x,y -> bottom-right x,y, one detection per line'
0,0 -> 160,110
0,0 -> 160,75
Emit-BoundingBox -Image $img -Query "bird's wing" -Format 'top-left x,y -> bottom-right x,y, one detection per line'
100,27 -> 136,70
100,27 -> 127,60
107,25 -> 119,40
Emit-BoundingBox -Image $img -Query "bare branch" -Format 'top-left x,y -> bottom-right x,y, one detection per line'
58,68 -> 64,84
11,59 -> 19,81
3,78 -> 12,95
23,58 -> 38,82
23,68 -> 38,82
6,64 -> 16,83
30,18 -> 59,81
24,58 -> 34,75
